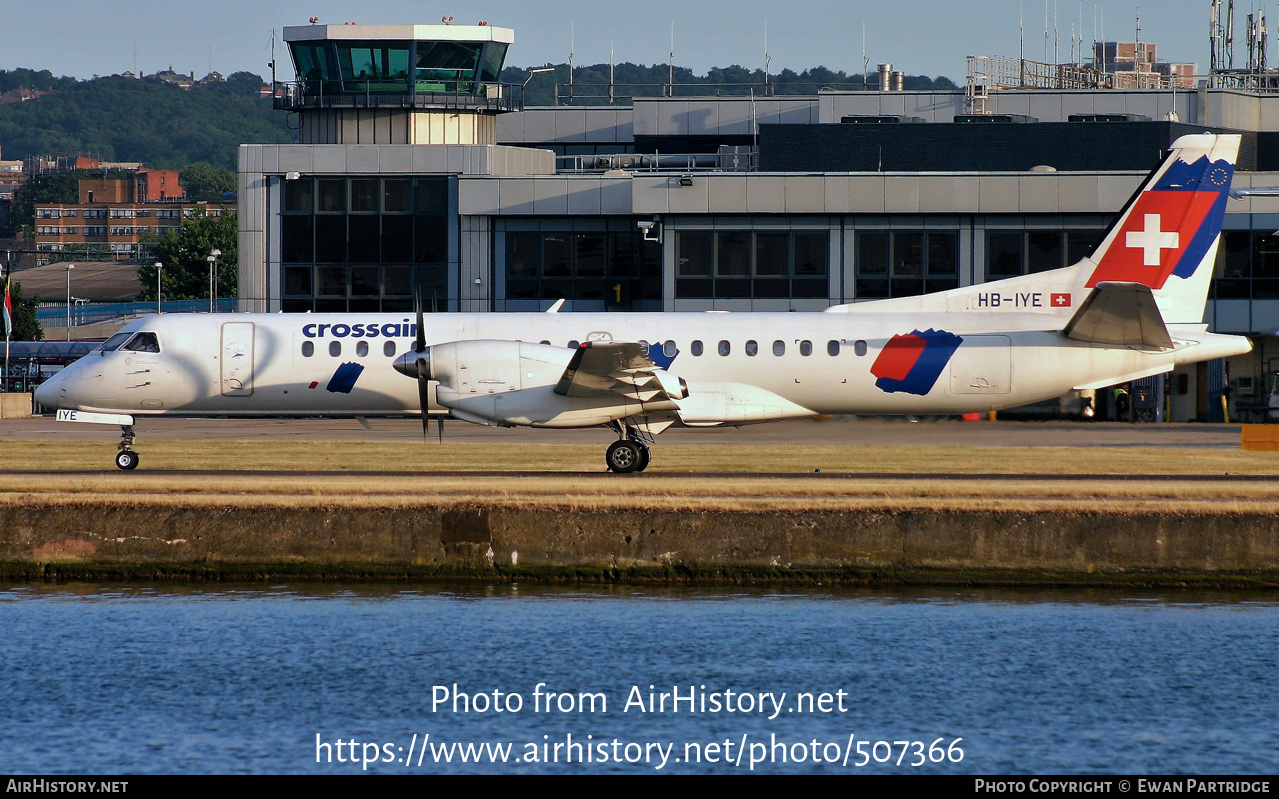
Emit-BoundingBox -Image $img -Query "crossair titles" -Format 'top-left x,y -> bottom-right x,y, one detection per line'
302,321 -> 418,339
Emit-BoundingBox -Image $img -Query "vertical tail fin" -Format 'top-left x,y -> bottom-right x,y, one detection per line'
1083,133 -> 1239,324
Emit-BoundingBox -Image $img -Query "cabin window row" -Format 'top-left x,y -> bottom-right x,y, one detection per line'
300,337 -> 871,360
685,339 -> 867,357
301,340 -> 399,358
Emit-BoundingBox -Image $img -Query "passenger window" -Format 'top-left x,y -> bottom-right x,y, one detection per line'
773,340 -> 785,356
97,332 -> 132,353
745,340 -> 758,356
302,341 -> 315,357
827,340 -> 841,356
638,340 -> 650,355
329,341 -> 341,357
663,340 -> 677,358
567,340 -> 579,349
854,340 -> 868,356
800,340 -> 813,356
539,340 -> 551,345
122,332 -> 160,353
356,341 -> 369,357
691,340 -> 704,356
383,341 -> 396,357
718,340 -> 731,356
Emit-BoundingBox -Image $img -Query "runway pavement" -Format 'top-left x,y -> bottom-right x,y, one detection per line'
0,414 -> 1243,448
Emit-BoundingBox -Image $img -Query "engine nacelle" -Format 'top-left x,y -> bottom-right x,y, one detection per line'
426,340 -> 572,395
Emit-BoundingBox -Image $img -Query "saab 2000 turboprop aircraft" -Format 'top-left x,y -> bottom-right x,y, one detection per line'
37,133 -> 1251,472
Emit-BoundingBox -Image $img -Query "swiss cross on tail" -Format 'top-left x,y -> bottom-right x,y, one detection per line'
1086,155 -> 1233,289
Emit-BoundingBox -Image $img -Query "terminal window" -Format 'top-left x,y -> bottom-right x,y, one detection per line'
675,230 -> 828,300
984,229 -> 1105,279
281,176 -> 450,313
1212,230 -> 1279,300
501,220 -> 662,311
855,231 -> 958,299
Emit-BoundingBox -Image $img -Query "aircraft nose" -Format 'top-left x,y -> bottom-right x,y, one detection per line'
34,369 -> 64,409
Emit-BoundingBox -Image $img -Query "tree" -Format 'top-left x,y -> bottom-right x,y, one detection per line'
137,209 -> 237,302
3,280 -> 43,341
180,162 -> 237,202
9,170 -> 85,235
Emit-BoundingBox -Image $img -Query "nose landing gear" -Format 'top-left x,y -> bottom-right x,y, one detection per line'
116,424 -> 139,470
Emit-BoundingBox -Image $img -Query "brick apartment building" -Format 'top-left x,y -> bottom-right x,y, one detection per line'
34,170 -> 234,264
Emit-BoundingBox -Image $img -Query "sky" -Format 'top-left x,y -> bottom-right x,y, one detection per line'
0,0 -> 1233,83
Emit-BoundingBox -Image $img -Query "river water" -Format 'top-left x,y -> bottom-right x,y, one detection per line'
3,584 -> 1277,774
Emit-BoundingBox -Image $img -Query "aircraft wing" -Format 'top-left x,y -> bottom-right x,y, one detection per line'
553,341 -> 685,403
1062,281 -> 1174,350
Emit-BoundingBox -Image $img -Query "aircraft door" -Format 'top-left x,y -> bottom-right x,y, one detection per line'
947,335 -> 1012,395
220,322 -> 255,396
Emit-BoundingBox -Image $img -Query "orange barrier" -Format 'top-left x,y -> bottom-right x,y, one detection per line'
1240,424 -> 1279,451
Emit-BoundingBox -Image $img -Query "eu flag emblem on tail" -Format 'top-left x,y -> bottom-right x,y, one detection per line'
1086,155 -> 1234,290
870,329 -> 964,396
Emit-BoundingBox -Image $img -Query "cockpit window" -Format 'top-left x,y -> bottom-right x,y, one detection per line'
96,332 -> 133,353
121,332 -> 161,353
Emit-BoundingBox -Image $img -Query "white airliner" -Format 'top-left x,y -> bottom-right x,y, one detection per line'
37,133 -> 1251,472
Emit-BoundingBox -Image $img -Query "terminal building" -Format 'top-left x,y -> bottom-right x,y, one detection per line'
238,21 -> 1279,422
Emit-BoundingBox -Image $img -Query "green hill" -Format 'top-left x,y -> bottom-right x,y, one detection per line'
0,63 -> 958,169
0,70 -> 292,171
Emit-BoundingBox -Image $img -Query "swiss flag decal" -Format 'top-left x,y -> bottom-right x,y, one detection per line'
1050,293 -> 1072,307
1086,191 -> 1219,289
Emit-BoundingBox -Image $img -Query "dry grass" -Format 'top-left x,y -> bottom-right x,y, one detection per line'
0,440 -> 1277,514
3,439 -> 1279,476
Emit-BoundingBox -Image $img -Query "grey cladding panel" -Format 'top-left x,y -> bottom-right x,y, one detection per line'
716,101 -> 753,135
498,179 -> 536,214
708,176 -> 748,213
522,111 -> 557,143
532,179 -> 570,214
565,181 -> 603,215
599,179 -> 632,215
346,145 -> 380,172
681,101 -> 721,135
554,110 -> 589,142
312,146 -> 346,173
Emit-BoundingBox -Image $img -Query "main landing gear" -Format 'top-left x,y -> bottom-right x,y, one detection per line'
116,424 -> 139,470
605,421 -> 652,474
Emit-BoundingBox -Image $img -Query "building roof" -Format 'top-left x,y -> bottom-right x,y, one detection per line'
8,261 -> 141,301
284,23 -> 514,44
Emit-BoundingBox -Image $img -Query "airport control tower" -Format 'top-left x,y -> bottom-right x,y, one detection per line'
277,22 -> 518,144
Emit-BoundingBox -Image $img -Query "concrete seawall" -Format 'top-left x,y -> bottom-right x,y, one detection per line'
3,503 -> 1279,587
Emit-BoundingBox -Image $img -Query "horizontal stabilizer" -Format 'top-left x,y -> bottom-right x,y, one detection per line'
1062,282 -> 1174,350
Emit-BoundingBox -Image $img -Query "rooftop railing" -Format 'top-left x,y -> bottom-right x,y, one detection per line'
273,80 -> 523,113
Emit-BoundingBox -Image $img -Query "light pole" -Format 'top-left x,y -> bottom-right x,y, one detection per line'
64,264 -> 73,341
155,262 -> 163,314
522,65 -> 555,100
207,250 -> 217,313
212,248 -> 221,311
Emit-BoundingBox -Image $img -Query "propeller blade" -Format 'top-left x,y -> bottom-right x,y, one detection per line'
414,289 -> 429,440
417,356 -> 430,441
436,416 -> 444,443
414,295 -> 426,355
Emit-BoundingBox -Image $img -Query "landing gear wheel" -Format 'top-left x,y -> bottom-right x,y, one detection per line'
606,439 -> 644,473
116,450 -> 139,471
635,443 -> 651,472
